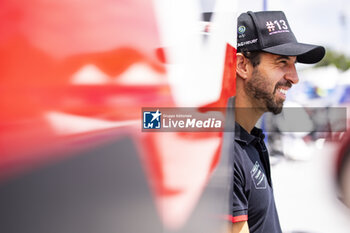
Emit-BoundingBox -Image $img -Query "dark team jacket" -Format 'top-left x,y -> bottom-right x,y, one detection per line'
229,122 -> 282,233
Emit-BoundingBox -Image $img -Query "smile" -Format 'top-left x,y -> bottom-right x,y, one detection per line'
276,87 -> 289,99
277,88 -> 287,95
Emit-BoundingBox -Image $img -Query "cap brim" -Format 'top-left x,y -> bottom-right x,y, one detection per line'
262,42 -> 325,64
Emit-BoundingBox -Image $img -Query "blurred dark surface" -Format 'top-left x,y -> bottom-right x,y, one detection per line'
0,136 -> 163,233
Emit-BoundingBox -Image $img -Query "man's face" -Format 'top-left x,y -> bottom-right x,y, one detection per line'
244,52 -> 299,114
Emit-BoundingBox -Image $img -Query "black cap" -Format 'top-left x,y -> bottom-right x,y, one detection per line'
237,11 -> 325,64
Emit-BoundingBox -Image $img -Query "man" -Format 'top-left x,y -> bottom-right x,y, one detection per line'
229,11 -> 325,233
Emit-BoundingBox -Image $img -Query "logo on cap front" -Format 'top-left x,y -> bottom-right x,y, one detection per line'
265,20 -> 289,35
238,25 -> 246,34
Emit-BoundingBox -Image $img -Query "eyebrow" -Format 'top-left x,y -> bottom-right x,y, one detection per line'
276,55 -> 291,60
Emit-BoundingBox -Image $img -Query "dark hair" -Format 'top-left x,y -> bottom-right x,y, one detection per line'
241,50 -> 261,67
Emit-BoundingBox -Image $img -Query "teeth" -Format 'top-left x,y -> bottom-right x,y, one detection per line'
278,88 -> 287,95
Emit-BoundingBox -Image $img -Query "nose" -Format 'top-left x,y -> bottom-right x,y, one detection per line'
285,63 -> 299,84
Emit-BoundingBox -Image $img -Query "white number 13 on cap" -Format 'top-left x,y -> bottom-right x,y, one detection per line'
274,20 -> 288,30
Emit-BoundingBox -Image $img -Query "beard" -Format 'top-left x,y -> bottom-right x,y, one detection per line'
244,68 -> 291,114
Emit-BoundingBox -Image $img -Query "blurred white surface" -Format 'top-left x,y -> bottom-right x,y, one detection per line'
272,142 -> 350,233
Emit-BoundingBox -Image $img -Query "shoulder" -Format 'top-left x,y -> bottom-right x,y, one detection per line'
233,140 -> 248,163
232,140 -> 251,177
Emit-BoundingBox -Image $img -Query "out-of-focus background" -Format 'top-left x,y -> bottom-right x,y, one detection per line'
0,0 -> 237,233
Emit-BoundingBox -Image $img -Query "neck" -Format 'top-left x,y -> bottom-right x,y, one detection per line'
235,95 -> 264,133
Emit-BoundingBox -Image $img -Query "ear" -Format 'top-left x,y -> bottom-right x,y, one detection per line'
236,53 -> 252,80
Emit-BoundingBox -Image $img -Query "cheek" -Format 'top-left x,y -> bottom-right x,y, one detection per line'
268,71 -> 285,89
258,70 -> 280,91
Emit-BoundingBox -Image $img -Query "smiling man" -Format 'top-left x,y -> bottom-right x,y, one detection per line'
229,11 -> 325,233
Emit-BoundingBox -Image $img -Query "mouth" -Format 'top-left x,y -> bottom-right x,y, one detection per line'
276,87 -> 289,99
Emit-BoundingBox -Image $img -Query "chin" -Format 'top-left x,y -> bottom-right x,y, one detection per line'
271,107 -> 283,115
267,102 -> 284,115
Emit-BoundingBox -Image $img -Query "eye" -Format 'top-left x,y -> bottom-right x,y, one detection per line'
280,60 -> 288,65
